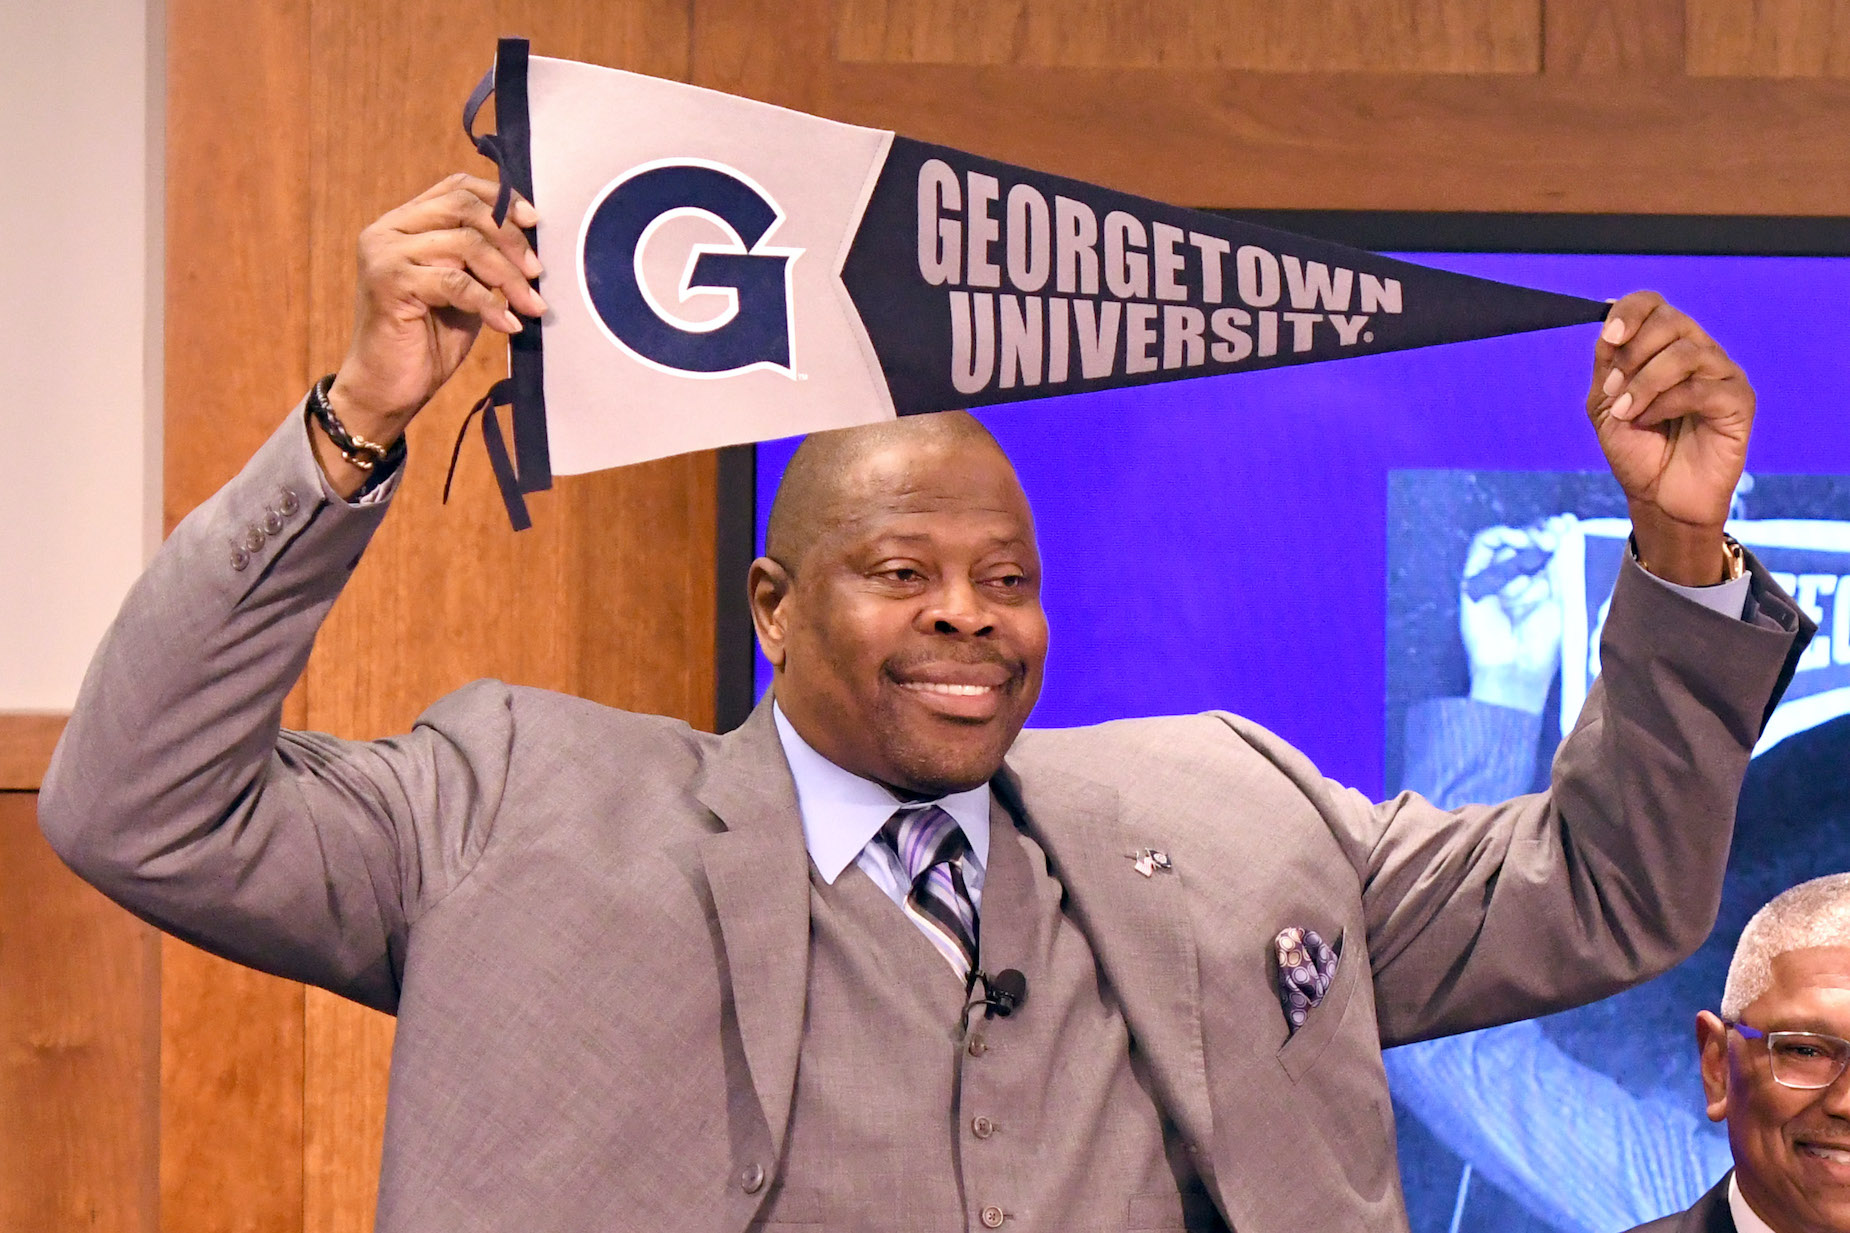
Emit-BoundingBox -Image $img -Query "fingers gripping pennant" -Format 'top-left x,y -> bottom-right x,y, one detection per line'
455,38 -> 1608,530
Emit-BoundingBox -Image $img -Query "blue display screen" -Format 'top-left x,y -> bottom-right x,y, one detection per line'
752,252 -> 1850,1232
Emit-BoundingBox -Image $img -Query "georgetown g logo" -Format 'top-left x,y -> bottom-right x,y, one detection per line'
578,159 -> 802,378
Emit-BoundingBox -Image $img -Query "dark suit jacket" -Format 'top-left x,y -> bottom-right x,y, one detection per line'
39,414 -> 1813,1233
1626,1173 -> 1737,1233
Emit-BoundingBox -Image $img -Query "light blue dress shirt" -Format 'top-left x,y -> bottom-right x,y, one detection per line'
772,702 -> 991,911
1655,568 -> 1752,620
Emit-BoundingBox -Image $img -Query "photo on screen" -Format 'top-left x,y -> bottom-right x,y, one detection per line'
1385,467 -> 1850,1233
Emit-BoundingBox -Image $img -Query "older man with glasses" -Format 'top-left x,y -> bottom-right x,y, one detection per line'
1628,872 -> 1850,1233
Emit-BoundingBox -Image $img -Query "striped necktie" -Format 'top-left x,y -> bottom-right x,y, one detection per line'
878,805 -> 979,981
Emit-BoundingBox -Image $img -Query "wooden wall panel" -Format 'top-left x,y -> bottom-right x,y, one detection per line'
164,0 -> 313,532
766,60 -> 1850,214
162,3 -> 315,1232
0,793 -> 157,1233
693,0 -> 838,110
303,991 -> 393,1233
1543,0 -> 1684,74
698,0 -> 1850,215
1689,0 -> 1850,77
0,713 -> 66,791
160,940 -> 305,1233
836,0 -> 1542,73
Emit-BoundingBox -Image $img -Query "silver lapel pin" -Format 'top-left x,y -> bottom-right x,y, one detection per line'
1127,848 -> 1172,877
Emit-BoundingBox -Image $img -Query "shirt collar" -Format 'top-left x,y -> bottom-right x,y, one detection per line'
772,701 -> 991,884
1728,1171 -> 1777,1233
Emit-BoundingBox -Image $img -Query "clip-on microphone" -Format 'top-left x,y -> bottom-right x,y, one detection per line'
961,968 -> 1030,1033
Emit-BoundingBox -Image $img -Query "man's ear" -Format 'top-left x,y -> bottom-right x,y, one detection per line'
1697,1010 -> 1731,1122
748,556 -> 793,671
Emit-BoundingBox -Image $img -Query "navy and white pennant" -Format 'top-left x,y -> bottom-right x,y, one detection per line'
462,39 -> 1608,524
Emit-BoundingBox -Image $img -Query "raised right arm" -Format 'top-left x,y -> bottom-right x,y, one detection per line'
37,174 -> 545,1010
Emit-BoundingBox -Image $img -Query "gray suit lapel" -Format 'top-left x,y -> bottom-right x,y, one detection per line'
694,698 -> 811,1161
992,763 -> 1216,1158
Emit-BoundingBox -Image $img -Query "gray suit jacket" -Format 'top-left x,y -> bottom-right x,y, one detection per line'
1625,1173 -> 1736,1233
40,414 -> 1812,1233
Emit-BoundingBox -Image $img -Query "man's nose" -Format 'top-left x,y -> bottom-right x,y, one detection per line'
1819,1059 -> 1850,1119
921,579 -> 994,636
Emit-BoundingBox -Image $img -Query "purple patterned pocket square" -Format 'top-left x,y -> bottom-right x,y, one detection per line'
1273,927 -> 1339,1034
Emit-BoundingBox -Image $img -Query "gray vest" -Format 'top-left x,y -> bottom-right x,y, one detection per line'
757,801 -> 1228,1231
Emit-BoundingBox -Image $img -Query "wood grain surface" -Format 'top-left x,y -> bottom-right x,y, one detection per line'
693,0 -> 837,110
160,941 -> 306,1233
159,2 -> 315,1231
304,992 -> 394,1233
835,0 -> 1542,72
0,714 -> 66,791
802,62 -> 1850,213
0,792 -> 158,1233
1543,0 -> 1685,75
1689,0 -> 1850,77
164,0 -> 313,533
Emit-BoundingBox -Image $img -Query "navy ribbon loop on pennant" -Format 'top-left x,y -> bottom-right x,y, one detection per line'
442,379 -> 532,531
462,62 -> 514,226
450,37 -> 551,531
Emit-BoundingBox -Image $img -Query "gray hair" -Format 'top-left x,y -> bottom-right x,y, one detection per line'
1721,872 -> 1850,1019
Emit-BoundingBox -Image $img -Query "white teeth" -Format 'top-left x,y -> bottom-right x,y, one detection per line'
902,682 -> 996,697
1801,1144 -> 1850,1164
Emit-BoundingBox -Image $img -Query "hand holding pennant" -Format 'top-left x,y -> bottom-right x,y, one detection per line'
1587,291 -> 1754,587
419,39 -> 1627,528
315,174 -> 546,499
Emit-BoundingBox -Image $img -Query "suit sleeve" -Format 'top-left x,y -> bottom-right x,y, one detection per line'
1315,555 -> 1808,1045
37,408 -> 511,1013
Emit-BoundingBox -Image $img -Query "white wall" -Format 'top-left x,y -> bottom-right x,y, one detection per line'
0,1 -> 162,712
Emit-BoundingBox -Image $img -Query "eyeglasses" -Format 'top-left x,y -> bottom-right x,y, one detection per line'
1725,1021 -> 1850,1090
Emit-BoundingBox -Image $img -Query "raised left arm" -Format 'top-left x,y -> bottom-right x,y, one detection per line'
1330,297 -> 1811,1041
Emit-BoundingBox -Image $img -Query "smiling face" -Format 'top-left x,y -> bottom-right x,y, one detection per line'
749,423 -> 1047,796
1699,945 -> 1850,1232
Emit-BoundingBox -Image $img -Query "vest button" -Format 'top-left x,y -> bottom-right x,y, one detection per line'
967,1035 -> 988,1057
738,1163 -> 765,1194
971,1115 -> 995,1139
981,1205 -> 1006,1228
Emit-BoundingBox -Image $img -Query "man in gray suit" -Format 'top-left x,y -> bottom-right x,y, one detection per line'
40,173 -> 1813,1233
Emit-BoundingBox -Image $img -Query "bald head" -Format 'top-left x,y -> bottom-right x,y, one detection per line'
748,410 -> 1046,795
765,412 -> 1012,574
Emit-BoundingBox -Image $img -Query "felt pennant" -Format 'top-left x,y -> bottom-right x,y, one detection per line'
460,38 -> 1609,526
